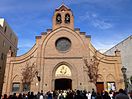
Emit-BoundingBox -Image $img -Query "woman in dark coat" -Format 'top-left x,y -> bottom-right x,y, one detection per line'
102,91 -> 111,99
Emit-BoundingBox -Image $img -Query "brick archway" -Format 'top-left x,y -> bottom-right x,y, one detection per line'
52,61 -> 77,90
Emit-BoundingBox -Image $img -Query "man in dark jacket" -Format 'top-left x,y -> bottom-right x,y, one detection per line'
91,89 -> 96,99
115,89 -> 129,99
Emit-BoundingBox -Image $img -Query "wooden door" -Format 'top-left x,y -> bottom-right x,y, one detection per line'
96,82 -> 104,94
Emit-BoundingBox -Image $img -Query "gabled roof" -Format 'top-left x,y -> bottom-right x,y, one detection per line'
55,4 -> 71,11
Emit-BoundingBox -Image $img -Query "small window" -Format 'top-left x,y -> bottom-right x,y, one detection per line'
1,53 -> 4,60
65,14 -> 70,24
3,41 -> 5,47
56,14 -> 62,24
4,26 -> 7,33
9,46 -> 11,50
23,83 -> 30,91
12,83 -> 20,92
130,76 -> 132,84
11,52 -> 14,57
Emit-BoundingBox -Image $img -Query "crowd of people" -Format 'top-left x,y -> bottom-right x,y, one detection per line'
0,88 -> 132,99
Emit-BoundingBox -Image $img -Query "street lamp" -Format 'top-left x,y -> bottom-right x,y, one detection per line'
35,71 -> 41,82
35,71 -> 41,91
121,66 -> 128,91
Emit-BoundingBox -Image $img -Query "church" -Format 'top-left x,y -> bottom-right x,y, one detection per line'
2,4 -> 124,95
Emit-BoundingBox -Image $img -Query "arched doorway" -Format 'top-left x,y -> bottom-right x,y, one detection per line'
55,78 -> 72,90
53,64 -> 73,90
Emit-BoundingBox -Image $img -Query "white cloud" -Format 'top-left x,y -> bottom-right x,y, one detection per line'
92,19 -> 112,30
80,12 -> 112,29
92,41 -> 115,53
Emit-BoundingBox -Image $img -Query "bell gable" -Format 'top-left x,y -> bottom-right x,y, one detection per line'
52,4 -> 74,30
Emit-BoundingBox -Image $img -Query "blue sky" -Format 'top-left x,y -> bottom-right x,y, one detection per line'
0,0 -> 132,56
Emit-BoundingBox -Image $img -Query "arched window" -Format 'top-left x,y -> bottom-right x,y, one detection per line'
56,14 -> 62,24
65,14 -> 70,24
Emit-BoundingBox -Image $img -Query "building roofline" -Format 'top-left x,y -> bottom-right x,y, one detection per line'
3,18 -> 18,38
105,35 -> 132,53
55,4 -> 71,11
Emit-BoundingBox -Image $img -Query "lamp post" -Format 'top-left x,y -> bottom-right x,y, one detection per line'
35,71 -> 41,91
121,66 -> 128,92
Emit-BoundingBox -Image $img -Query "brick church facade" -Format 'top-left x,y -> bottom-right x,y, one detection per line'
2,4 -> 124,95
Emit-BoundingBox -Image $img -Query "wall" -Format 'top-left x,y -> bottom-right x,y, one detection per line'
0,18 -> 18,94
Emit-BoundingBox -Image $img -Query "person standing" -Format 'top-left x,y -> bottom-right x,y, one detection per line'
39,93 -> 44,99
2,94 -> 8,99
91,89 -> 96,99
115,89 -> 129,99
86,91 -> 91,99
102,91 -> 111,99
130,90 -> 132,99
11,93 -> 17,99
96,93 -> 102,99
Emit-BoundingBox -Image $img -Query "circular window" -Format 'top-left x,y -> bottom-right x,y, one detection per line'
55,37 -> 71,52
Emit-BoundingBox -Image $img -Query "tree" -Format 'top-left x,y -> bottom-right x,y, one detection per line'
21,62 -> 38,91
83,55 -> 101,85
